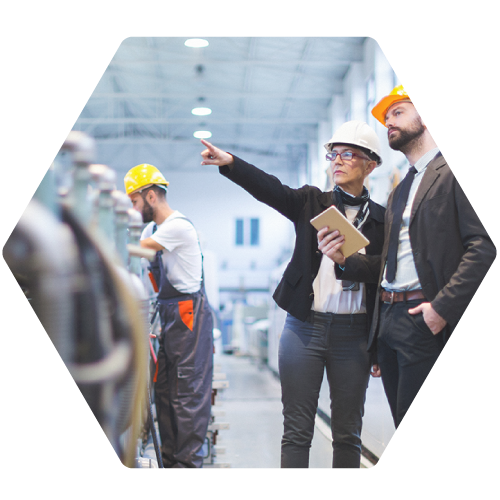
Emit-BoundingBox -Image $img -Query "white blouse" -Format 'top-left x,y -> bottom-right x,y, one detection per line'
312,206 -> 366,314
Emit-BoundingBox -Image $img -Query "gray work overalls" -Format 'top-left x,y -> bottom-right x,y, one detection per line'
150,220 -> 213,468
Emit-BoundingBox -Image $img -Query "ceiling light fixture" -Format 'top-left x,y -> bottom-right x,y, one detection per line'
191,107 -> 212,116
185,39 -> 209,48
193,130 -> 212,139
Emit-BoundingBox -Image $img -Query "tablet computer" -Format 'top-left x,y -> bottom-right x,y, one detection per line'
310,205 -> 370,258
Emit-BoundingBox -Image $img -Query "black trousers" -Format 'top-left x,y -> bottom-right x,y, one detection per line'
377,300 -> 500,466
377,299 -> 445,428
279,312 -> 371,468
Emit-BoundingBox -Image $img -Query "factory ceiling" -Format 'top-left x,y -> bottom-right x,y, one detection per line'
73,36 -> 367,175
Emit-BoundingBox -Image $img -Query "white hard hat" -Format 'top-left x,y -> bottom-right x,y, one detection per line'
324,120 -> 382,166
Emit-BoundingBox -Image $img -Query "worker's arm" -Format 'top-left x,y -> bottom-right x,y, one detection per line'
201,139 -> 312,224
140,238 -> 165,252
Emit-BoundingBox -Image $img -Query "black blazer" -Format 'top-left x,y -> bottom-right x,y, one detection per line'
220,156 -> 386,328
340,152 -> 496,351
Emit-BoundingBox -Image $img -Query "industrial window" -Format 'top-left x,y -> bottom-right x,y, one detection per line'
250,218 -> 259,246
235,218 -> 260,246
235,219 -> 244,245
366,75 -> 376,128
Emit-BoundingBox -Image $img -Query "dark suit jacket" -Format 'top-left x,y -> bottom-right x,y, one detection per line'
339,152 -> 496,351
220,156 -> 386,328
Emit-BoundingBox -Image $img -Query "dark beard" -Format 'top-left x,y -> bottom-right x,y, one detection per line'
141,198 -> 154,223
388,117 -> 425,152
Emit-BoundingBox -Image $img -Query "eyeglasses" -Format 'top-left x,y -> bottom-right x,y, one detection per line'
325,151 -> 370,162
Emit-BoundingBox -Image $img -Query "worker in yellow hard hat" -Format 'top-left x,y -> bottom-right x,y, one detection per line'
124,163 -> 214,468
338,85 -> 496,429
124,164 -> 170,224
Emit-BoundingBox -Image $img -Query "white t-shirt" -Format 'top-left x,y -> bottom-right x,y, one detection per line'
141,211 -> 202,294
312,206 -> 366,314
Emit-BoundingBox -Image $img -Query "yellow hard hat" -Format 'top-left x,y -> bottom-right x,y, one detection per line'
124,163 -> 169,195
372,85 -> 500,126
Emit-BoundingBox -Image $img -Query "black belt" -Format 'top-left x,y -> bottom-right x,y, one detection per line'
306,310 -> 367,325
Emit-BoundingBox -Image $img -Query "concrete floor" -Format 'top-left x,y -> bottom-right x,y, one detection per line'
212,352 -> 339,468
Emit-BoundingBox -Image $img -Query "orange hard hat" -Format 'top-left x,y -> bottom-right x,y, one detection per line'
372,85 -> 500,126
371,85 -> 412,127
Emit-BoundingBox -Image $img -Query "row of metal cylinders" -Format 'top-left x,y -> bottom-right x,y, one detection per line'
36,130 -> 155,275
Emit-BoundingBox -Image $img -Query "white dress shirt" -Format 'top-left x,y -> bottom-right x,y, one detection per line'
381,147 -> 440,291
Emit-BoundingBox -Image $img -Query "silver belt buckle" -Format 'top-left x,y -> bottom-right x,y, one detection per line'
384,291 -> 395,304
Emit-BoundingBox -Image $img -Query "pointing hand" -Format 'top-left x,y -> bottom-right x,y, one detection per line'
200,139 -> 234,166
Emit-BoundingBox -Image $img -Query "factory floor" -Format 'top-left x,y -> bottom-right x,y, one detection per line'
211,351 -> 372,468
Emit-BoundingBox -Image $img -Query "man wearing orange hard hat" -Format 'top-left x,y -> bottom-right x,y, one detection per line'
357,85 -> 496,427
124,163 -> 214,468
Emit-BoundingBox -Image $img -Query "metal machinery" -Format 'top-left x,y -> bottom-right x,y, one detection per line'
3,130 -> 230,468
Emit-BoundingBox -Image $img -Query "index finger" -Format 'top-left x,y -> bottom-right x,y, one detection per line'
200,139 -> 215,151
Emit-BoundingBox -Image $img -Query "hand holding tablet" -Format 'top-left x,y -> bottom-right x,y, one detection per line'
310,205 -> 370,258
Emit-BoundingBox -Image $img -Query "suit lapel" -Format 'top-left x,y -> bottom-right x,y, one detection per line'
378,153 -> 442,283
410,153 -> 445,223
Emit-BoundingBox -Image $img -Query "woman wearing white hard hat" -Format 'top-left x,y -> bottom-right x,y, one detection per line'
200,121 -> 385,468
